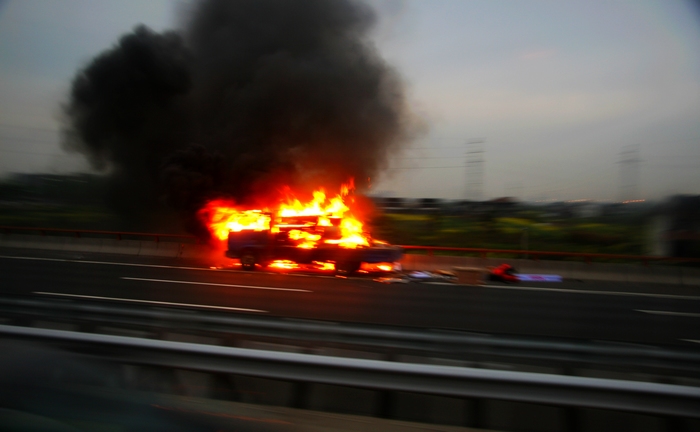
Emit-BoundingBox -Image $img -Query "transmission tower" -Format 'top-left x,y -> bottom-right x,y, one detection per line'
465,140 -> 485,201
617,145 -> 641,202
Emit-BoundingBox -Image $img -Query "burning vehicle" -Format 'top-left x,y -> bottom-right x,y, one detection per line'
199,182 -> 402,274
60,0 -> 416,264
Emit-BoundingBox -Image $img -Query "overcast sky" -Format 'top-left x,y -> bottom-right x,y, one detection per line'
0,0 -> 698,201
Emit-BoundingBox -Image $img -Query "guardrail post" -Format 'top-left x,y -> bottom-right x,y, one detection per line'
117,234 -> 122,241
155,235 -> 159,243
291,381 -> 309,409
563,406 -> 581,432
75,231 -> 80,238
428,248 -> 434,257
466,398 -> 485,429
376,390 -> 396,419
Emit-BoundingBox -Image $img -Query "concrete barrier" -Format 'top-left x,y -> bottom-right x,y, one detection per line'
179,243 -> 220,259
63,237 -> 104,253
100,239 -> 143,255
1,234 -> 66,251
152,242 -> 181,258
453,267 -> 485,285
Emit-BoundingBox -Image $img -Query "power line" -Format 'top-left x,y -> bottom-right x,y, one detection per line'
617,144 -> 641,202
0,136 -> 59,145
0,123 -> 59,133
404,146 -> 467,150
389,165 -> 467,170
0,148 -> 72,157
392,156 -> 457,160
465,139 -> 484,201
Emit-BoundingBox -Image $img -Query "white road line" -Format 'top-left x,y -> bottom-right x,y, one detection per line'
33,292 -> 267,313
481,284 -> 700,300
635,309 -> 700,318
121,276 -> 311,292
0,255 -> 328,281
681,339 -> 700,344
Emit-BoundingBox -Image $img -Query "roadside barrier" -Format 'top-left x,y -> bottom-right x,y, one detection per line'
1,323 -> 699,422
1,294 -> 699,380
2,225 -> 699,283
3,225 -> 699,264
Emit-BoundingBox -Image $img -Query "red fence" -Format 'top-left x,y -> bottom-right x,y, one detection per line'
400,245 -> 700,265
2,225 -> 699,265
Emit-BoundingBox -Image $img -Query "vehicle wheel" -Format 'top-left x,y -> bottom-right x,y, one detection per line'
336,261 -> 360,276
241,252 -> 256,271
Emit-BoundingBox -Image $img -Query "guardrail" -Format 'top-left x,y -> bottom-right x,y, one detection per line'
2,294 -> 699,380
2,225 -> 699,265
401,245 -> 700,265
1,324 -> 699,420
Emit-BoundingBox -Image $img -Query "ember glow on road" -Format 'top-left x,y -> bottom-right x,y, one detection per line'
33,292 -> 268,313
120,277 -> 312,293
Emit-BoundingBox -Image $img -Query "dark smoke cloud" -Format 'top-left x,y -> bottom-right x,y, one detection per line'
62,0 -> 413,231
62,26 -> 193,225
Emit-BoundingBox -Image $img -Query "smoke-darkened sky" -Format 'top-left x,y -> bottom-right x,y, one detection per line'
1,0 -> 699,201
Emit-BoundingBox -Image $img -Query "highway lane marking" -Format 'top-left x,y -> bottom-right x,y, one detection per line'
3,255 -> 694,298
121,277 -> 311,292
635,309 -> 700,318
0,254 -> 334,281
481,284 -> 700,300
33,292 -> 267,313
681,340 -> 700,344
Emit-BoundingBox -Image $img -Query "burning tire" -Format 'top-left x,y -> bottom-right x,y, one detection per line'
335,261 -> 360,276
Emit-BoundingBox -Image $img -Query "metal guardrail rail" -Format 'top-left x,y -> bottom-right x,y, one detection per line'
2,225 -> 700,264
401,245 -> 700,264
2,295 -> 700,379
1,324 -> 699,419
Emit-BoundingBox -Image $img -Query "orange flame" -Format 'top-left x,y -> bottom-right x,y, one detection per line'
198,200 -> 270,241
200,181 -> 370,249
288,229 -> 321,249
268,260 -> 299,270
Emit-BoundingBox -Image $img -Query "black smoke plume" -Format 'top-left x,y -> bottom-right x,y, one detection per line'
62,0 -> 412,232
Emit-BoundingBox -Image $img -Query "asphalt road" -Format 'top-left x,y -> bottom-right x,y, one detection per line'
1,247 -> 700,348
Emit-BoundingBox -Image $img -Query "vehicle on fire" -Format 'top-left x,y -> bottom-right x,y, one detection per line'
226,214 -> 403,274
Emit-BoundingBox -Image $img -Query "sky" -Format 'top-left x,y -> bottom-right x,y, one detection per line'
0,0 -> 698,201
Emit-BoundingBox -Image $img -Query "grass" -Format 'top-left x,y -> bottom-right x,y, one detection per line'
369,211 -> 649,256
0,204 -> 651,257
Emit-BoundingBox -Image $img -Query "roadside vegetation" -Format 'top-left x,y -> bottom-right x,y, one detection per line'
1,174 -> 653,255
369,209 -> 651,256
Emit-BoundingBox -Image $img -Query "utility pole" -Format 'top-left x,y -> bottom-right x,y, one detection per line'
617,145 -> 641,202
465,139 -> 485,201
